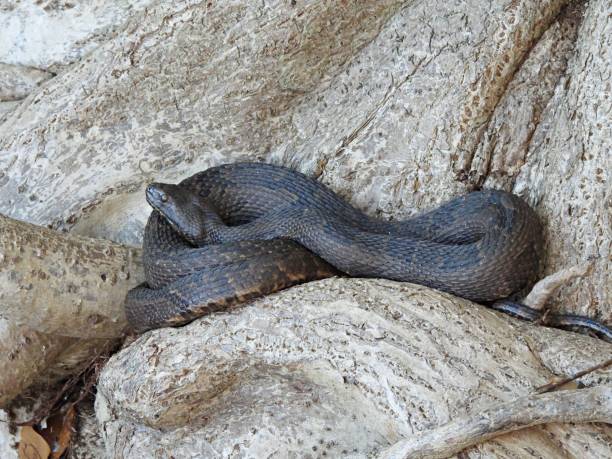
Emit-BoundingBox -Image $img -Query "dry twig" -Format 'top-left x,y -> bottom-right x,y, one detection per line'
378,386 -> 611,459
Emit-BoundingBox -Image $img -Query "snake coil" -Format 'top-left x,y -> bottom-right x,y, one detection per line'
125,162 -> 610,341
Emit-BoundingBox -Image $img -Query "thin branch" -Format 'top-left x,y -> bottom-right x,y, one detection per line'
378,386 -> 611,459
536,358 -> 612,394
523,263 -> 591,310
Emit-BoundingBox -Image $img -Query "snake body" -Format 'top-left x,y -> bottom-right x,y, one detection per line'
125,162 -> 609,340
125,210 -> 337,331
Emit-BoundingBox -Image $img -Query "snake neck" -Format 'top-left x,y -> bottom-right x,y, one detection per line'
146,181 -> 229,247
191,205 -> 228,246
167,198 -> 229,247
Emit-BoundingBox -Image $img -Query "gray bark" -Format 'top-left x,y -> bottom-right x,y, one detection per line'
1,0 -> 607,320
380,386 -> 612,459
0,214 -> 141,406
0,0 -> 610,457
0,63 -> 53,102
96,278 -> 612,458
0,322 -> 71,408
0,215 -> 141,340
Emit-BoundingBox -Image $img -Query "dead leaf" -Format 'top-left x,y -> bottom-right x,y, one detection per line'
18,426 -> 50,459
39,405 -> 77,459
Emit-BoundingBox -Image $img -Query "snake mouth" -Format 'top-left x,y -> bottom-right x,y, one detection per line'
146,185 -> 179,231
145,183 -> 205,245
146,184 -> 169,210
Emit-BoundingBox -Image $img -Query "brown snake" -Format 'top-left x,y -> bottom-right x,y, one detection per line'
125,162 -> 610,341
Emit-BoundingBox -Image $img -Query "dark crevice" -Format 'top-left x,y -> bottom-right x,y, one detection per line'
464,0 -> 587,190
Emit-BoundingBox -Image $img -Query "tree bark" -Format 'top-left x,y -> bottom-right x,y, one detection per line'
0,214 -> 141,339
96,278 -> 612,458
379,386 -> 612,459
0,0 -> 610,456
0,214 -> 142,407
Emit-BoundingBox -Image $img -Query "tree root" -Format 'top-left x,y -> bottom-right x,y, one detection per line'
0,214 -> 143,407
0,214 -> 143,339
379,386 -> 611,459
380,265 -> 611,459
523,263 -> 592,310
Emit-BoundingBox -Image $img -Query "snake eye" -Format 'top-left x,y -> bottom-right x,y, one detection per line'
160,192 -> 168,203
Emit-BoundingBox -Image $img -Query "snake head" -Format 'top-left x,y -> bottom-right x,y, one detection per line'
146,182 -> 223,246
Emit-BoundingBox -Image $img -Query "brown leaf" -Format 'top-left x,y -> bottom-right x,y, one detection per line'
18,426 -> 51,459
39,405 -> 77,459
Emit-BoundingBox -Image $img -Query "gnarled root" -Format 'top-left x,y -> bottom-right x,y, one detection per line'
0,214 -> 143,408
379,386 -> 612,459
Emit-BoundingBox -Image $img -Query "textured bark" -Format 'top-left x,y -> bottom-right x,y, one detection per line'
380,386 -> 612,459
0,409 -> 16,459
0,328 -> 113,411
68,405 -> 106,459
0,214 -> 142,339
0,0 -> 155,71
97,278 -> 612,458
0,322 -> 71,407
0,63 -> 53,102
0,0 -> 611,457
0,214 -> 141,406
512,0 -> 611,323
2,0 -> 606,320
0,0 -> 406,240
523,263 -> 591,310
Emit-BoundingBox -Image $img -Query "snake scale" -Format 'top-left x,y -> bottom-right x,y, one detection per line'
125,162 -> 611,340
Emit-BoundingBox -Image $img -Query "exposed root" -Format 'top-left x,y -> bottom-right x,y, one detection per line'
523,263 -> 591,310
378,386 -> 611,459
535,357 -> 612,394
0,213 -> 143,339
